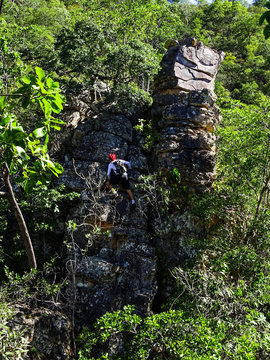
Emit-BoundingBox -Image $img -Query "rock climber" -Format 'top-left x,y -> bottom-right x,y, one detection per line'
106,153 -> 136,209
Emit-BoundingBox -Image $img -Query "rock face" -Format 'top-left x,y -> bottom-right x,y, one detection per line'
152,38 -> 225,193
59,111 -> 157,329
21,38 -> 223,356
57,38 -> 224,328
12,305 -> 73,360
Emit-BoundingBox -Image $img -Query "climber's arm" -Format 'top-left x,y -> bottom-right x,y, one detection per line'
123,160 -> 131,169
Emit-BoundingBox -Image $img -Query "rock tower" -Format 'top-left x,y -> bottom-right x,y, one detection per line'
150,38 -> 224,306
152,38 -> 225,193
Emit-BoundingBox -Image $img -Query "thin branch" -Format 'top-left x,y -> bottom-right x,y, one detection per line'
0,93 -> 24,97
0,93 -> 44,101
246,179 -> 259,202
254,174 -> 270,220
2,162 -> 37,269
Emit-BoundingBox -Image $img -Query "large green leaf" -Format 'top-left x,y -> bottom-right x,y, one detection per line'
50,93 -> 64,113
33,127 -> 47,138
35,66 -> 45,81
14,146 -> 29,161
51,162 -> 63,175
46,77 -> 54,88
41,99 -> 52,117
51,117 -> 65,125
20,76 -> 31,85
12,125 -> 24,133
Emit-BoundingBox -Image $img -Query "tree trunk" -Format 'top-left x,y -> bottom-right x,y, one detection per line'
0,0 -> 4,15
2,163 -> 37,269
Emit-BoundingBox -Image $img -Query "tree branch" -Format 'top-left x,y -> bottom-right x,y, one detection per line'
0,0 -> 4,15
0,93 -> 24,97
2,163 -> 37,269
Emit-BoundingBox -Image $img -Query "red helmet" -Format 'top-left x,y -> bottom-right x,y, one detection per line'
109,153 -> 116,161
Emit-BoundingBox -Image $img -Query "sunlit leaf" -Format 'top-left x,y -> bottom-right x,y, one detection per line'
14,146 -> 29,160
35,66 -> 45,81
33,127 -> 47,138
0,96 -> 6,112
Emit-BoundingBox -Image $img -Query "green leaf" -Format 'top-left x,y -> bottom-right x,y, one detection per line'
51,125 -> 61,131
14,146 -> 29,160
35,67 -> 45,81
52,162 -> 63,174
46,77 -> 54,88
36,78 -> 47,94
0,96 -> 6,112
40,98 -> 52,118
24,177 -> 39,193
17,75 -> 36,91
20,76 -> 31,85
50,94 -> 64,113
33,127 -> 47,138
44,133 -> 49,147
12,125 -> 24,133
0,114 -> 12,126
51,117 -> 65,125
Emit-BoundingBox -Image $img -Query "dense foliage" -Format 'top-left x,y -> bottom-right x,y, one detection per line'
1,0 -> 270,359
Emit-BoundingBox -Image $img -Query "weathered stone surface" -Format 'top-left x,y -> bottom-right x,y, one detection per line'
12,305 -> 73,360
56,104 -> 157,331
189,88 -> 216,108
174,63 -> 213,91
152,38 -> 223,193
97,113 -> 133,142
149,39 -> 224,306
70,231 -> 157,326
69,113 -> 132,163
178,42 -> 223,77
128,145 -> 149,173
156,38 -> 224,93
73,132 -> 128,161
59,159 -> 107,191
156,130 -> 216,152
